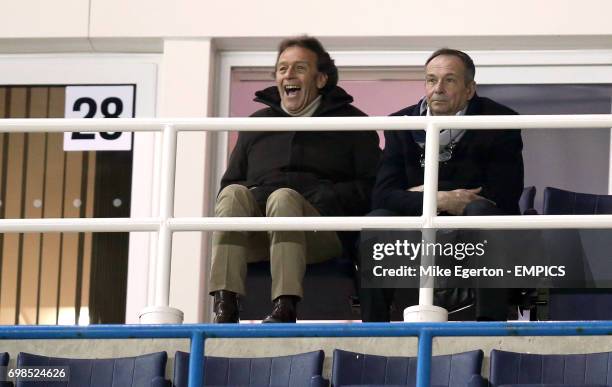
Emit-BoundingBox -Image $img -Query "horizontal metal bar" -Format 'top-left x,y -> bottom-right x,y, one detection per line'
0,218 -> 160,232
1,322 -> 612,340
169,115 -> 612,131
0,115 -> 611,133
167,215 -> 612,231
0,215 -> 609,233
168,217 -> 426,231
173,116 -> 428,131
0,118 -> 165,132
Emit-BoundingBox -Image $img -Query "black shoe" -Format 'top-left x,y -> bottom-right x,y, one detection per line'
212,290 -> 239,323
262,296 -> 299,323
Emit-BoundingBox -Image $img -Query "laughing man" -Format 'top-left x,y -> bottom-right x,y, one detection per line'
209,36 -> 381,323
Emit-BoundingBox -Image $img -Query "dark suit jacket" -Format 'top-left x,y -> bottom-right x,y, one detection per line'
372,94 -> 524,215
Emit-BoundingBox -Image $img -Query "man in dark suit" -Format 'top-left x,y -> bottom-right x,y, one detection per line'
362,48 -> 524,322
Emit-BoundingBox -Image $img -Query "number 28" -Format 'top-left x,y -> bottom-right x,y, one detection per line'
71,96 -> 124,140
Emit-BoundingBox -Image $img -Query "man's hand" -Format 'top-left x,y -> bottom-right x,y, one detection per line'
407,185 -> 495,215
408,185 -> 424,192
437,187 -> 488,215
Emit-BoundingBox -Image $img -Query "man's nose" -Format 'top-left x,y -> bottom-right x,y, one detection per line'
286,66 -> 296,77
433,80 -> 445,93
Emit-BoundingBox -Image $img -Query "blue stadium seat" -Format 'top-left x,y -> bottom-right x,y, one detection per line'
331,349 -> 485,387
173,350 -> 328,387
543,186 -> 612,320
543,187 -> 612,215
240,234 -> 359,320
15,351 -> 169,387
519,186 -> 537,215
514,185 -> 538,316
0,352 -> 12,387
489,349 -> 612,386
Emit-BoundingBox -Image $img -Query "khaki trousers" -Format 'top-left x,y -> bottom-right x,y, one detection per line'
209,184 -> 342,300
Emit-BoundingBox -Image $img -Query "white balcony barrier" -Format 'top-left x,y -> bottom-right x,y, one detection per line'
1,115 -> 612,323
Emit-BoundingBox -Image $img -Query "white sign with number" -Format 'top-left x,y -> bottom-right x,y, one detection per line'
63,85 -> 135,151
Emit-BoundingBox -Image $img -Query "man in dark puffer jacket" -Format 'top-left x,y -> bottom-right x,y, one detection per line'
210,36 -> 381,323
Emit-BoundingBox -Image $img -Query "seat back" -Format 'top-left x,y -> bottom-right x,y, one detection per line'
16,351 -> 168,387
543,186 -> 612,215
241,256 -> 358,320
519,186 -> 536,215
0,352 -> 11,387
241,232 -> 359,321
543,186 -> 612,320
331,349 -> 483,387
173,350 -> 325,387
489,349 -> 612,386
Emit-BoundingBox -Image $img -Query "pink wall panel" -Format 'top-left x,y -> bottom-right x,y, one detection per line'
228,75 -> 424,151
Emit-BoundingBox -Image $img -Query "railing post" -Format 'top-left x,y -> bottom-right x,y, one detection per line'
188,331 -> 205,387
147,131 -> 164,306
404,121 -> 448,322
416,329 -> 433,387
422,122 -> 440,229
139,124 -> 184,324
420,121 -> 440,305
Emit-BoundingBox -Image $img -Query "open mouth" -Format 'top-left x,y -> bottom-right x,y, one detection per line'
284,85 -> 301,97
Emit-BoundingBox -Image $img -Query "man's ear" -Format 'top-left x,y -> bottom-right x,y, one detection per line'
316,73 -> 328,90
466,80 -> 476,100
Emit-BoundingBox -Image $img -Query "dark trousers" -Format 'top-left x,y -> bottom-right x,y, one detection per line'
360,201 -> 509,322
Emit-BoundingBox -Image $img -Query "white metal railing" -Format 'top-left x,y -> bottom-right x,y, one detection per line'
1,115 -> 612,322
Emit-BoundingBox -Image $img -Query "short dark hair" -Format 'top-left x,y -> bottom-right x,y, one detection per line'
426,48 -> 475,84
275,35 -> 338,94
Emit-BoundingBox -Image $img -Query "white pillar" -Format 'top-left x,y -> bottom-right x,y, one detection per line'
608,103 -> 612,194
144,38 -> 216,323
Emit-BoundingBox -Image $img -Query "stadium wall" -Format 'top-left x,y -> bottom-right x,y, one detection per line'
0,0 -> 611,323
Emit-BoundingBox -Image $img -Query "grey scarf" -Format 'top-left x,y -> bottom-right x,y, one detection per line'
281,95 -> 322,117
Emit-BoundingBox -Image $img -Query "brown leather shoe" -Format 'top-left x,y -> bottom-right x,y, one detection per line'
212,290 -> 239,323
261,296 -> 299,323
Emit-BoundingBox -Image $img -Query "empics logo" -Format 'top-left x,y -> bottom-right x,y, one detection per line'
515,266 -> 566,277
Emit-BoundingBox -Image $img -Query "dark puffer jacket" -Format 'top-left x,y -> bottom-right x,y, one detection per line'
220,86 -> 381,216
